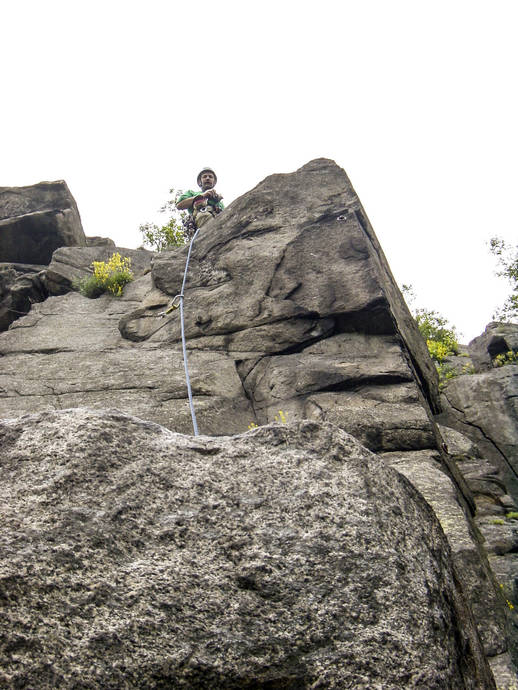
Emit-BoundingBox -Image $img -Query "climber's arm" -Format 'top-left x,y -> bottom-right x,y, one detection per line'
176,194 -> 204,210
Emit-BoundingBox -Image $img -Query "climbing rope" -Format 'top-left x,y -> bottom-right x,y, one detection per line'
179,227 -> 200,436
160,228 -> 201,436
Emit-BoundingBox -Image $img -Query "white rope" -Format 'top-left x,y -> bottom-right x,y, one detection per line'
178,228 -> 200,436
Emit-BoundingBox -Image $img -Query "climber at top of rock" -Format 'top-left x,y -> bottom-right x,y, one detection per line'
176,167 -> 224,235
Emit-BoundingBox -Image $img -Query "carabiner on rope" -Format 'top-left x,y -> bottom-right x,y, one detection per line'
159,294 -> 184,318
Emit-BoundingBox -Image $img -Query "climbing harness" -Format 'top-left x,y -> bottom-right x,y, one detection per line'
182,215 -> 197,242
159,227 -> 201,436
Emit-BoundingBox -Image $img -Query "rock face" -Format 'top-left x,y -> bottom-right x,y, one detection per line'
0,160 -> 515,685
122,158 -> 440,447
0,160 -> 440,450
0,181 -> 86,265
0,410 -> 495,689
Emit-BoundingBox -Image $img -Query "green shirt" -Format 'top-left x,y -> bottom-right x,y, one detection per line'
177,190 -> 225,215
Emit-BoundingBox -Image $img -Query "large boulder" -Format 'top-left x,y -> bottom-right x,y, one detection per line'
0,181 -> 86,265
0,410 -> 494,688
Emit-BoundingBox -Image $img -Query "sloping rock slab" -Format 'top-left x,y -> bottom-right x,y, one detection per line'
0,181 -> 86,265
0,286 -> 254,436
0,411 -> 493,688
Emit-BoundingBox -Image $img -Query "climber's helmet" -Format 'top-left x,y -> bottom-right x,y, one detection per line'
197,167 -> 217,190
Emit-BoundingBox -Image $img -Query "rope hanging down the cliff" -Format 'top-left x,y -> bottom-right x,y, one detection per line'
160,228 -> 200,436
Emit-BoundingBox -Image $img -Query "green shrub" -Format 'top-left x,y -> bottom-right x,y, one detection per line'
75,253 -> 133,298
493,350 -> 518,368
436,363 -> 460,390
415,308 -> 459,362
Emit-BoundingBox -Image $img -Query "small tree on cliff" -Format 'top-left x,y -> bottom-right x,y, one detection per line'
402,285 -> 462,386
139,189 -> 187,251
489,236 -> 518,322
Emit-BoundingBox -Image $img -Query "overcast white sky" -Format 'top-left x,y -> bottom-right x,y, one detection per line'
3,0 -> 517,342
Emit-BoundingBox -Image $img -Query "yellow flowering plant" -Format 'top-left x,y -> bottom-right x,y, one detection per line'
75,253 -> 134,298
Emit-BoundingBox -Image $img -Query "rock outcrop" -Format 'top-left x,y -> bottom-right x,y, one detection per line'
0,182 -> 127,330
0,181 -> 86,265
0,410 -> 495,689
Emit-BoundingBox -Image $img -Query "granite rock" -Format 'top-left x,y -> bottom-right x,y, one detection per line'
0,410 -> 495,689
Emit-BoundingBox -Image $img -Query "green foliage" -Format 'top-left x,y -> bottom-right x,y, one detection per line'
489,236 -> 518,322
414,308 -> 459,362
436,363 -> 459,388
75,253 -> 133,298
493,350 -> 518,368
139,188 -> 187,251
74,275 -> 104,299
506,512 -> 518,519
402,285 -> 468,389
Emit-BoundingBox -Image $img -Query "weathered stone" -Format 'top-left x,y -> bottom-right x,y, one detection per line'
0,411 -> 495,688
382,449 -> 508,658
45,245 -> 155,296
86,236 -> 116,247
238,333 -> 435,452
0,263 -> 48,331
439,424 -> 483,457
0,181 -> 86,264
440,367 -> 518,486
488,653 -> 518,690
116,159 -> 441,453
469,322 -> 518,372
